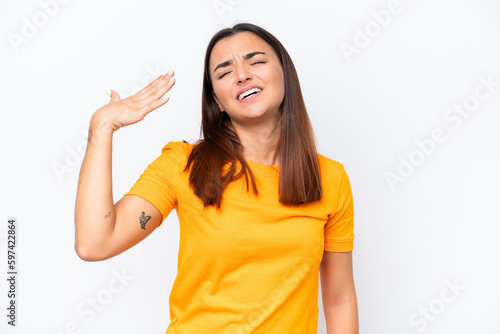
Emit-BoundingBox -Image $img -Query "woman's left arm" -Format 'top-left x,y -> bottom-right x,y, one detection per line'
319,250 -> 359,334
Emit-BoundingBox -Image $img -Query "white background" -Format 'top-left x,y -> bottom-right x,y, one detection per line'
1,0 -> 500,333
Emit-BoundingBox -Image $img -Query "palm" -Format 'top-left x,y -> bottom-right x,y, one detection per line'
96,71 -> 175,132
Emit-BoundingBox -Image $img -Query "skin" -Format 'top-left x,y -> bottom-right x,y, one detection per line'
320,251 -> 359,333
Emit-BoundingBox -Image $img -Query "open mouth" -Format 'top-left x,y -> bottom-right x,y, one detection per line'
238,87 -> 263,101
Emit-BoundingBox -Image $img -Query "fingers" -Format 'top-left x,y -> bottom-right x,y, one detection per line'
135,71 -> 175,101
150,71 -> 176,98
150,71 -> 175,97
136,97 -> 170,119
134,71 -> 176,109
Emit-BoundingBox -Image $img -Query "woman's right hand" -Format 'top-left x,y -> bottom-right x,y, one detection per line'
91,70 -> 176,133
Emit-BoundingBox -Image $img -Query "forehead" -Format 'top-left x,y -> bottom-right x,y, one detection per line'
209,31 -> 275,69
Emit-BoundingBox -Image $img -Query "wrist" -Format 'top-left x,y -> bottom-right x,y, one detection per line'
87,114 -> 115,145
90,113 -> 114,136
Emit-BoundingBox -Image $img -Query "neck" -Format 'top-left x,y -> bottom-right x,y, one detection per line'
231,116 -> 281,165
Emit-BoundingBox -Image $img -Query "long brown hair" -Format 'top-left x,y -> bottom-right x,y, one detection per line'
185,23 -> 322,208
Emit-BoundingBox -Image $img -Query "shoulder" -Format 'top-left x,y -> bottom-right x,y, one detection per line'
160,141 -> 195,161
317,153 -> 346,175
317,153 -> 351,189
161,141 -> 194,154
145,141 -> 196,175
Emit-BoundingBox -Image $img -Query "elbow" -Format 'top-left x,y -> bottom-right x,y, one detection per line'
75,243 -> 96,261
74,222 -> 111,261
74,242 -> 107,262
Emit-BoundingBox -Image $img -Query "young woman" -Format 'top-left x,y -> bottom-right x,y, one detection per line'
75,23 -> 358,333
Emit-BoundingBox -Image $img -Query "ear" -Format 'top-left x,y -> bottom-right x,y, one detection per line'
212,91 -> 224,112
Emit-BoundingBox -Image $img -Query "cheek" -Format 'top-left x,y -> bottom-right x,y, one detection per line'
213,82 -> 231,102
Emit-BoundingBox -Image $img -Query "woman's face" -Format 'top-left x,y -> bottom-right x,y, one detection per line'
209,32 -> 285,127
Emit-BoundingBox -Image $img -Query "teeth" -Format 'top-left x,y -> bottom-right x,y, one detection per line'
238,88 -> 262,100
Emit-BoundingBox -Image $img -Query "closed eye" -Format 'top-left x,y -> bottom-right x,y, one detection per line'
218,71 -> 232,79
251,61 -> 266,65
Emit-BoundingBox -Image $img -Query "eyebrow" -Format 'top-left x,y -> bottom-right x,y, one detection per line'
213,51 -> 266,72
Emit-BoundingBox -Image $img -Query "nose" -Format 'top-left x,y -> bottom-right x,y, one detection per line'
234,64 -> 252,84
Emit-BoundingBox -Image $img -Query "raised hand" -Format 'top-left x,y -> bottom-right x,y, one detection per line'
91,70 -> 176,133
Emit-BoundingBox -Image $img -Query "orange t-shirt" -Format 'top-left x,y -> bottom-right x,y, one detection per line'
125,141 -> 355,333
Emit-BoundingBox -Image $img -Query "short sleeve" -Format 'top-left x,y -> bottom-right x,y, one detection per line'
324,165 -> 355,252
124,141 -> 188,225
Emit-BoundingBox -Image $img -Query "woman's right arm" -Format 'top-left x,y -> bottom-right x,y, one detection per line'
74,70 -> 175,261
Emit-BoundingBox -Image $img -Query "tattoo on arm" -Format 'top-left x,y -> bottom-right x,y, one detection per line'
139,211 -> 151,230
105,211 -> 111,219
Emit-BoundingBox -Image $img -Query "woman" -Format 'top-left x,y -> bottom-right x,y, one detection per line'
75,23 -> 358,333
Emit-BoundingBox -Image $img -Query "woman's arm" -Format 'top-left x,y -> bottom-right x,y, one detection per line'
74,70 -> 175,261
319,250 -> 359,334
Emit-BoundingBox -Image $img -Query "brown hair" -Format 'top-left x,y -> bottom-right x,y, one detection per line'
185,23 -> 322,208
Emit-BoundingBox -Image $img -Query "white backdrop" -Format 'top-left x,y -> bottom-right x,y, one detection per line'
1,0 -> 499,333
